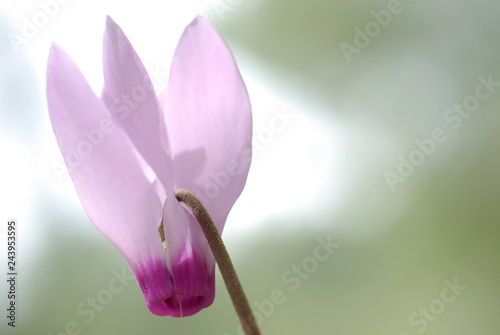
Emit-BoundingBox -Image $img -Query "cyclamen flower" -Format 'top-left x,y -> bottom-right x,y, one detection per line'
47,15 -> 252,317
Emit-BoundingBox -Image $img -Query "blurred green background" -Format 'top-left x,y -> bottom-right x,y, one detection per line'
1,0 -> 500,334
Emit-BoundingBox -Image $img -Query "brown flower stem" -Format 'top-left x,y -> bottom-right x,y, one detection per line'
175,189 -> 261,335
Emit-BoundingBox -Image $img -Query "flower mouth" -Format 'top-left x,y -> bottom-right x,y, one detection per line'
147,194 -> 216,317
158,293 -> 212,318
146,273 -> 215,318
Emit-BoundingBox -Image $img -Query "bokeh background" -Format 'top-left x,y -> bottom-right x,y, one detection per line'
1,0 -> 500,334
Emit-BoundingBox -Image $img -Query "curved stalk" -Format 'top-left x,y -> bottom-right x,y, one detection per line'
175,189 -> 261,335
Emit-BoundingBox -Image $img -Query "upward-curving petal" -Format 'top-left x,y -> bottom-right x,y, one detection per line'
102,16 -> 174,193
160,15 -> 252,232
46,44 -> 172,306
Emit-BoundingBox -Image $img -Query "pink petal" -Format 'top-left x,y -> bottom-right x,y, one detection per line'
160,15 -> 252,232
102,16 -> 174,193
46,44 -> 173,311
